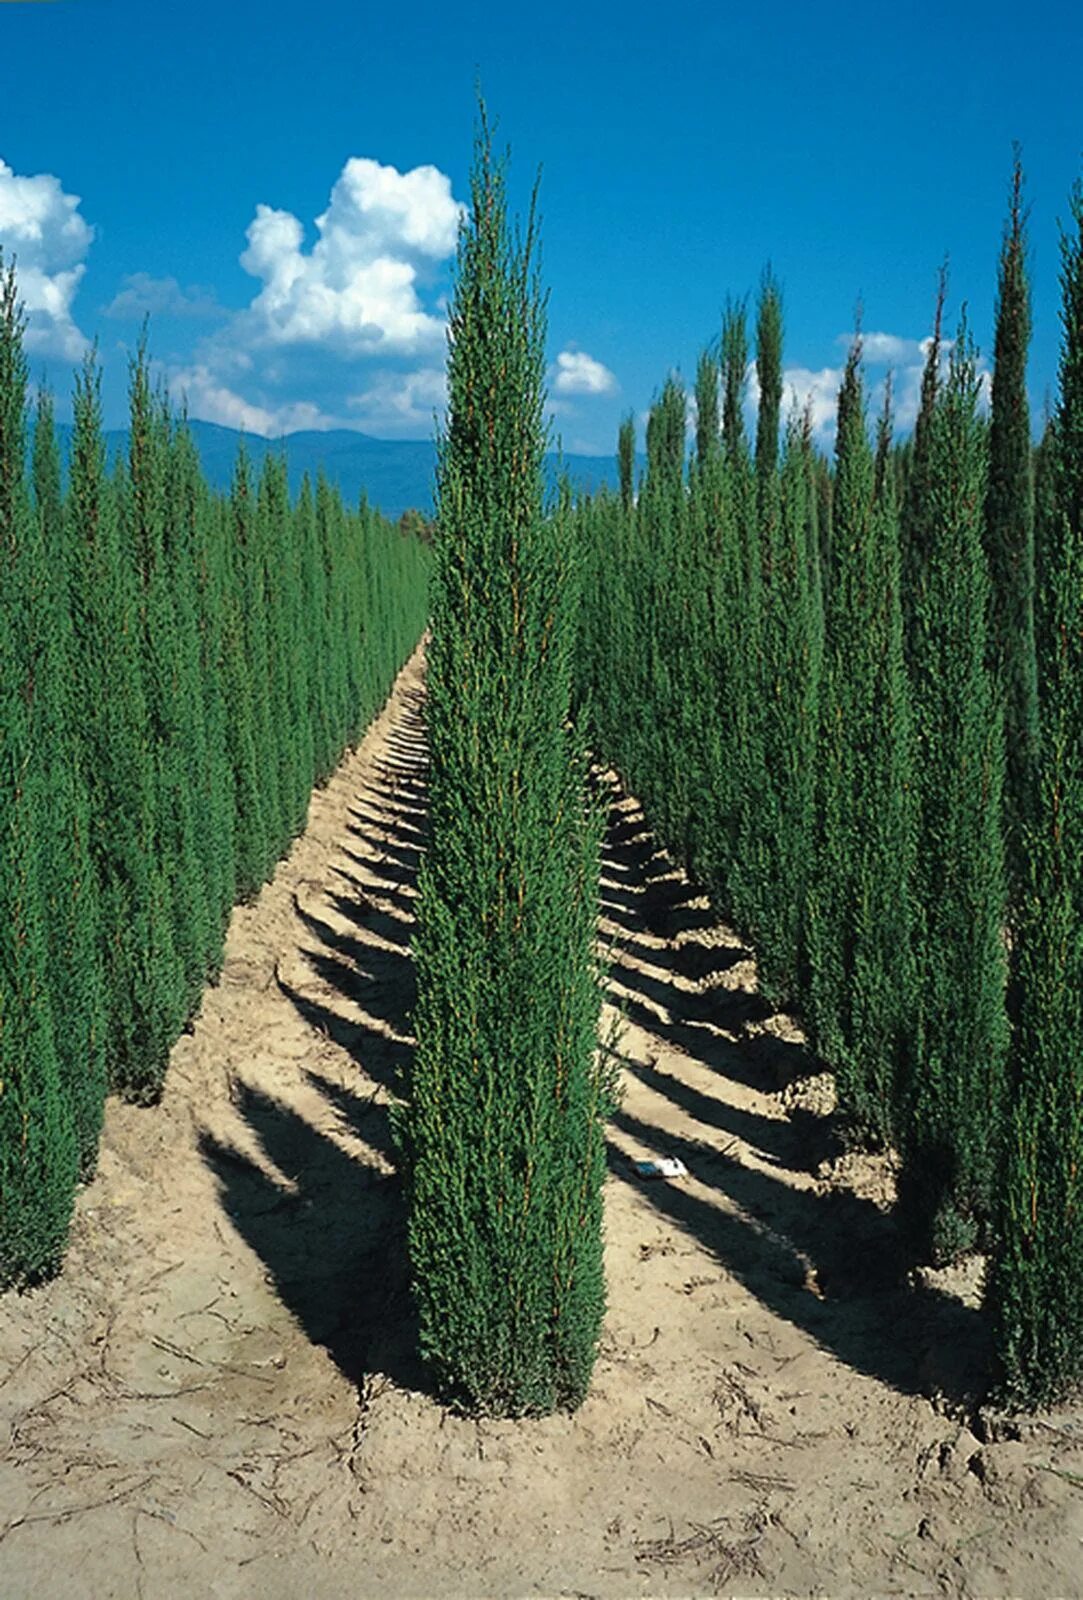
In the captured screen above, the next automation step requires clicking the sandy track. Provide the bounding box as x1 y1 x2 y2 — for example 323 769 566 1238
2 647 1082 1599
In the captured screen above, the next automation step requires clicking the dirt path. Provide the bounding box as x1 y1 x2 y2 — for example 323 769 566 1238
2 648 1082 1599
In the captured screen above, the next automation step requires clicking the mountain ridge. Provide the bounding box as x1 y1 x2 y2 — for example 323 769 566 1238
52 418 629 521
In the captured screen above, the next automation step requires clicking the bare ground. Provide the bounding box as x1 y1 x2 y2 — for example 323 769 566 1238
2 646 1082 1599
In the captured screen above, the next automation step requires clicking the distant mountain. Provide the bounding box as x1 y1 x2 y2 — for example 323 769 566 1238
52 419 629 521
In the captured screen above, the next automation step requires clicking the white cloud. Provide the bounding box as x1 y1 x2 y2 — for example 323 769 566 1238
167 155 465 440
837 330 925 366
551 348 617 396
0 157 92 358
169 364 335 436
237 157 463 357
105 272 221 321
780 365 845 440
346 366 447 436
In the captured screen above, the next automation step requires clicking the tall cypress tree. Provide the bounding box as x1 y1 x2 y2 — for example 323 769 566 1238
754 269 783 495
985 151 1039 904
32 388 108 1176
753 405 822 1005
988 181 1083 1406
403 109 611 1415
898 321 1009 1262
69 349 177 1103
0 260 79 1285
225 446 275 896
618 412 636 515
806 341 914 1146
172 416 236 948
125 346 202 1027
901 268 947 655
694 351 719 473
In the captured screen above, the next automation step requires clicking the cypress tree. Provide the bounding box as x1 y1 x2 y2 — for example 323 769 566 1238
173 417 236 947
753 404 822 1005
0 260 79 1284
716 299 758 919
69 348 177 1103
225 446 275 895
618 412 636 515
124 346 203 1026
898 320 1009 1262
901 268 947 654
985 150 1039 904
32 387 108 1176
988 181 1083 1406
694 351 720 473
403 109 611 1415
315 470 352 755
754 269 783 494
806 340 914 1146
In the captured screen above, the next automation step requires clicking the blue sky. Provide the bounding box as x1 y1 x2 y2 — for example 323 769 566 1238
1 0 1079 455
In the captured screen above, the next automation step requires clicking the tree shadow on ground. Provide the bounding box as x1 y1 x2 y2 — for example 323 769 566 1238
200 1080 425 1394
201 689 430 1395
601 785 991 1411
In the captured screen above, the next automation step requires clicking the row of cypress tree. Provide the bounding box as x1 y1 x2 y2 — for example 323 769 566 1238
0 265 430 1289
572 162 1083 1409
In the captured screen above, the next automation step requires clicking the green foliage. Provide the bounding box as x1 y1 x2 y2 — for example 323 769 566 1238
988 182 1083 1407
618 412 636 514
1 254 428 1285
985 152 1039 906
32 388 108 1176
0 260 79 1286
750 407 823 1005
898 322 1008 1263
403 109 610 1416
70 351 177 1104
806 345 914 1146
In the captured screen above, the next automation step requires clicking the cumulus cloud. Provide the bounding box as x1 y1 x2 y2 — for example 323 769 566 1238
105 272 222 321
236 157 463 357
551 348 617 396
0 156 92 358
346 366 447 437
837 330 925 366
169 363 336 436
164 155 465 438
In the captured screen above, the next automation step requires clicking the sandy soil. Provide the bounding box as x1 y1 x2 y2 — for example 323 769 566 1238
2 645 1082 1600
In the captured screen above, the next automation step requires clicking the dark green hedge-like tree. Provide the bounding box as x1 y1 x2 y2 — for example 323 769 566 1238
985 151 1039 905
33 388 108 1176
988 182 1083 1407
806 341 914 1146
618 411 636 515
403 109 611 1415
0 261 79 1285
898 321 1008 1263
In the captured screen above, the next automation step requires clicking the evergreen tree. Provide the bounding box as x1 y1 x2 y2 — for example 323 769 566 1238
225 447 275 896
172 417 236 947
754 270 783 494
752 404 823 1004
901 268 947 655
898 321 1009 1262
988 182 1083 1406
125 345 203 1026
32 387 108 1176
694 351 720 473
985 151 1039 904
806 341 914 1146
618 412 636 515
69 349 177 1103
403 109 611 1415
0 260 79 1284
